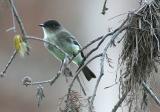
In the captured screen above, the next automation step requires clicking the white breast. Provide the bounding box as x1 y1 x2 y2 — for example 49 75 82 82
42 28 56 48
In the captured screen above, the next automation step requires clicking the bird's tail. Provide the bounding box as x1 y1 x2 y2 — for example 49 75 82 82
82 66 96 81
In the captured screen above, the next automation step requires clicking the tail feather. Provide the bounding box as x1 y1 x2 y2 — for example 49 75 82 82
82 66 96 81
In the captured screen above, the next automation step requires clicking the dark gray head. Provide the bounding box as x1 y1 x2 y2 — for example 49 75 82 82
39 20 61 30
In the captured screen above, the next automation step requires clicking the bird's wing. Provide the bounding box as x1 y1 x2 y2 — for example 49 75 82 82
56 31 84 58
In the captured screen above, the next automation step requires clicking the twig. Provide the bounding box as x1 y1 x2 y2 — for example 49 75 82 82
8 0 27 41
104 82 118 89
87 97 94 112
142 81 160 106
0 50 17 77
23 57 73 86
28 55 67 86
22 72 61 86
84 17 128 62
50 72 62 85
90 53 105 106
6 6 16 32
28 80 51 86
101 0 108 15
112 90 129 112
80 36 103 52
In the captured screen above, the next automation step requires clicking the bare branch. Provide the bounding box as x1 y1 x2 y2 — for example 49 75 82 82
90 25 127 105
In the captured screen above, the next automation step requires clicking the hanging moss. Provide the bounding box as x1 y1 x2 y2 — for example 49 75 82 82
119 0 160 111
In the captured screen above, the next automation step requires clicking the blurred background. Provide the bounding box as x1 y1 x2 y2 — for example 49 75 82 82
0 0 149 112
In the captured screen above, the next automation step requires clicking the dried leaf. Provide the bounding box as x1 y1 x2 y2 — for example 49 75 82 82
36 85 45 107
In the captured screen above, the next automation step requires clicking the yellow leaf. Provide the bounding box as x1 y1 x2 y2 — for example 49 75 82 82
14 34 23 51
13 34 28 57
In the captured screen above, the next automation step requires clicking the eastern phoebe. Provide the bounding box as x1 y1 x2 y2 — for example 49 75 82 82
39 20 96 81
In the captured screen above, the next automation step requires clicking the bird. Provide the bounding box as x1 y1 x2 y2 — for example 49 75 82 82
39 20 96 81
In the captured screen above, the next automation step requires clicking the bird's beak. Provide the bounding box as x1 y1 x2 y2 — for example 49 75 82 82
38 24 44 27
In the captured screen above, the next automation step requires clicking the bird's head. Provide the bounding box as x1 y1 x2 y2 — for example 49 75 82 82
39 20 61 31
